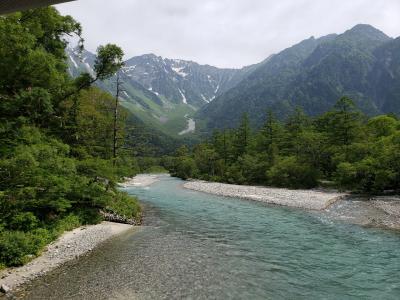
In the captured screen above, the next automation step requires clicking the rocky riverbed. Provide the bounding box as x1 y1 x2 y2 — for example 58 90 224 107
119 174 161 188
325 196 400 230
184 180 400 230
0 222 135 295
184 180 346 210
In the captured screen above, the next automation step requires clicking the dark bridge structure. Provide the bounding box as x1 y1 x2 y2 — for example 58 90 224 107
0 0 75 14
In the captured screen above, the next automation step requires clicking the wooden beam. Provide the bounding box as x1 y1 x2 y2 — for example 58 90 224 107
0 0 76 14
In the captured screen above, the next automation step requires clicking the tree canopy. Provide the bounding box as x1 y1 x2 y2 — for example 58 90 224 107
0 7 141 268
168 97 400 194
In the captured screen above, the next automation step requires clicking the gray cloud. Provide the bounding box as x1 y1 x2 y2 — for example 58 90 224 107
56 0 400 68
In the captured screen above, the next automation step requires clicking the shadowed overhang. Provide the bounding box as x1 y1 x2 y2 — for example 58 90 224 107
0 0 75 14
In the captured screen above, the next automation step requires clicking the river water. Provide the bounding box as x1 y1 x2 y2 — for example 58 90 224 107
15 176 400 299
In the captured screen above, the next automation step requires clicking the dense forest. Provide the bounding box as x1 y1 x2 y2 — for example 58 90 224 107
168 97 400 194
0 8 142 268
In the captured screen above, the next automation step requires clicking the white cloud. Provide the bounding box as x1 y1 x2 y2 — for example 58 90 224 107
56 0 400 68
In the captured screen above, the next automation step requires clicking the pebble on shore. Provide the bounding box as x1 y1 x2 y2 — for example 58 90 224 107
0 284 10 294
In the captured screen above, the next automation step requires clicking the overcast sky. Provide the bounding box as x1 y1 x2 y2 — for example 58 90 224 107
56 0 400 68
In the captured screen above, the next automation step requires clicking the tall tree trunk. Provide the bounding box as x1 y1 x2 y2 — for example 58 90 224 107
113 72 121 166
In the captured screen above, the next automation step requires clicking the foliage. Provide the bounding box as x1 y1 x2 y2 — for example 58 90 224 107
0 230 51 266
0 8 141 268
105 192 141 220
199 24 398 130
267 156 319 189
143 166 168 174
168 97 400 194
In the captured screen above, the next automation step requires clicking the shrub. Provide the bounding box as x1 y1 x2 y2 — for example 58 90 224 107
50 214 81 237
225 163 246 184
335 162 357 189
74 208 104 225
267 156 319 189
9 212 39 232
335 159 396 193
173 157 197 180
0 229 51 267
106 192 141 220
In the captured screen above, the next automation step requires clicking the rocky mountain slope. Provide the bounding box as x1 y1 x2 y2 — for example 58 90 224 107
66 48 253 136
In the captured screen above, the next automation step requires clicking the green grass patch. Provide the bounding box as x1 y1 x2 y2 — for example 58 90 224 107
105 192 142 220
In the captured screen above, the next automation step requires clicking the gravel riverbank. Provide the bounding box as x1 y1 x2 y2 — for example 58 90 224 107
184 180 400 230
0 174 159 295
119 174 162 188
184 180 346 210
0 222 135 294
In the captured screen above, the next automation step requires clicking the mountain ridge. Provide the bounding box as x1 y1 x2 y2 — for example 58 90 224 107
197 24 399 129
67 48 255 136
67 24 400 134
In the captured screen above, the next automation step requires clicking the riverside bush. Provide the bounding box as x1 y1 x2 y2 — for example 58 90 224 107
0 229 51 267
9 212 39 232
0 214 81 267
267 157 319 189
106 192 141 220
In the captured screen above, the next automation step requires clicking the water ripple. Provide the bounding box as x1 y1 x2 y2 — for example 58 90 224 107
15 176 400 300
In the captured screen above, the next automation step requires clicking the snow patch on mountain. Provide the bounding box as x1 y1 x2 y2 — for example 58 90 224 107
172 66 188 78
214 84 220 94
123 65 136 72
178 89 188 104
148 86 160 96
201 94 209 103
122 91 130 99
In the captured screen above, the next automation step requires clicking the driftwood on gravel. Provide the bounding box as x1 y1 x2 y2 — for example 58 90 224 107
100 210 142 225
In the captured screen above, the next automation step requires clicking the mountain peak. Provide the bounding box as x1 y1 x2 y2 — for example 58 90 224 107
140 53 160 60
350 24 378 31
345 24 390 41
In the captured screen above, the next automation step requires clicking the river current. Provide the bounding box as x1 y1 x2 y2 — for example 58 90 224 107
16 175 400 299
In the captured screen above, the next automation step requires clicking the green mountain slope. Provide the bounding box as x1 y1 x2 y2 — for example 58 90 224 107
198 24 398 129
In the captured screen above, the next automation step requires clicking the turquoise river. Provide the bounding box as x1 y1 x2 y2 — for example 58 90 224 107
15 176 400 299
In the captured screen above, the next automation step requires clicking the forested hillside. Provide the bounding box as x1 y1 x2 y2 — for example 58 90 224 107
199 25 400 129
0 8 141 268
169 97 400 194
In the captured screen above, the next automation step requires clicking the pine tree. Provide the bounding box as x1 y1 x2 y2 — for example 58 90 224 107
234 113 251 157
